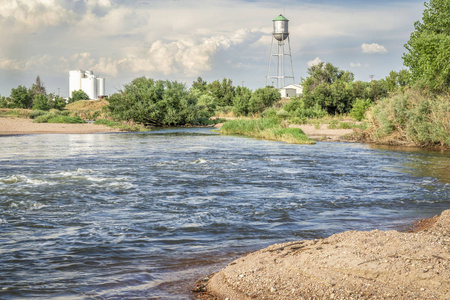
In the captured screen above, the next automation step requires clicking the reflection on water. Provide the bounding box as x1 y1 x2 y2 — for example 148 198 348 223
0 128 449 299
370 144 450 184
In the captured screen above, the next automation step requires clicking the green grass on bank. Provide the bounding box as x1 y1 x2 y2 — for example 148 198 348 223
94 118 148 132
33 112 85 124
219 118 315 145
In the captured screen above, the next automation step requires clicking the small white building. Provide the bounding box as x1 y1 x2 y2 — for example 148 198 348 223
280 84 303 98
69 70 106 100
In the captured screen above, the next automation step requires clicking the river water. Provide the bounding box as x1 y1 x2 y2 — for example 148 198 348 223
0 128 449 299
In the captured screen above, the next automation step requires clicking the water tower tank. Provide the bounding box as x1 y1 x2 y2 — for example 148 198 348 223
273 14 289 41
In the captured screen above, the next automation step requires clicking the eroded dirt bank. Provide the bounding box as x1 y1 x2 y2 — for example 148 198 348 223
195 210 450 299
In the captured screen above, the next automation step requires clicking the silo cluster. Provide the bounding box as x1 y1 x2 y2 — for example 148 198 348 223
69 70 106 100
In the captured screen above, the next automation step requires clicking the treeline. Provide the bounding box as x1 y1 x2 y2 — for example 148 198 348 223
106 77 281 126
0 76 91 111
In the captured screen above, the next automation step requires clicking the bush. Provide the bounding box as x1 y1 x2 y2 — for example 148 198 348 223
365 89 449 147
32 94 50 111
94 118 117 127
29 110 49 119
47 116 84 124
107 78 200 126
350 99 373 121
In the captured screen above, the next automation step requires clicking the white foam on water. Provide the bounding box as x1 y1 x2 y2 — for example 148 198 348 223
192 158 209 164
0 175 26 184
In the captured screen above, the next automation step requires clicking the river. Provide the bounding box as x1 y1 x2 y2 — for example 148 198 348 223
0 128 448 299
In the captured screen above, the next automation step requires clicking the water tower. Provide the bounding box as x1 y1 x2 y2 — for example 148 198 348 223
266 14 295 88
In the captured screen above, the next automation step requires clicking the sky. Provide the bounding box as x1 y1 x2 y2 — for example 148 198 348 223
0 0 426 98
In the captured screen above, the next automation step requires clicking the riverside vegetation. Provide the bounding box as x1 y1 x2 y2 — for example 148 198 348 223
0 0 448 147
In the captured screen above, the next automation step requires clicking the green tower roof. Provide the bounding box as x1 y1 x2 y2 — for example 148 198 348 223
273 14 288 21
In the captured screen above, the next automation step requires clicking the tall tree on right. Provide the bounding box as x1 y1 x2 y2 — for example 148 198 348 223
402 0 450 92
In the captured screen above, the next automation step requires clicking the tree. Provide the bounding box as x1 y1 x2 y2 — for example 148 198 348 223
247 87 281 115
107 77 201 126
32 94 50 111
192 77 208 93
69 90 90 103
232 87 253 116
10 85 33 108
301 62 355 114
207 78 235 107
403 0 450 92
49 94 66 110
30 75 46 98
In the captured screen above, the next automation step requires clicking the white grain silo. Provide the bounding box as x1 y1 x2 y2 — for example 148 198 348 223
81 75 97 100
69 70 84 97
96 77 105 98
266 14 295 88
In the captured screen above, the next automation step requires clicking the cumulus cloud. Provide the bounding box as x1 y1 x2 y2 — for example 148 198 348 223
361 43 388 54
0 55 51 71
120 28 261 77
307 57 322 67
0 0 71 32
0 0 425 96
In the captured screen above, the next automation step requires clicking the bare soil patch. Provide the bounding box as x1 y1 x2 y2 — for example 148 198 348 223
0 117 121 135
194 210 450 299
289 124 354 142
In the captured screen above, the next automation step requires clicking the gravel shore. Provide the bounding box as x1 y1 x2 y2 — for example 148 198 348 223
194 210 450 299
0 117 121 135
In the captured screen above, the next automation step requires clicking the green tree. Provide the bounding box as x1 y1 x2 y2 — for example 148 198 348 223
232 86 253 116
247 87 281 115
192 77 208 93
403 0 450 92
301 62 355 114
207 78 235 107
197 94 217 119
107 77 200 126
49 94 66 110
10 85 33 109
69 90 90 103
32 94 50 111
0 95 7 108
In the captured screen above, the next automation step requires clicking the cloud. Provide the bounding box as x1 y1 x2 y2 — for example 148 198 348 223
361 43 388 54
307 57 322 67
0 0 71 32
119 28 261 77
0 55 51 71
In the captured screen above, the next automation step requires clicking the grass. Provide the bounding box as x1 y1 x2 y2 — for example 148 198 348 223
0 109 31 118
94 118 149 132
33 113 85 124
65 99 109 120
220 118 315 144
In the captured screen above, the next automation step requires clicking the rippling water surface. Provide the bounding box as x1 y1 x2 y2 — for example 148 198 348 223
0 128 449 299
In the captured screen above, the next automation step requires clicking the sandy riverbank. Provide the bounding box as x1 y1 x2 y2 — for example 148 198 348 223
213 122 354 142
0 117 122 135
194 210 450 299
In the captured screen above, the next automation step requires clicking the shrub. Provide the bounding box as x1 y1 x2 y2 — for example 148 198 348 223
29 110 49 119
365 89 449 147
94 118 117 127
350 98 373 121
47 116 84 124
